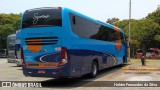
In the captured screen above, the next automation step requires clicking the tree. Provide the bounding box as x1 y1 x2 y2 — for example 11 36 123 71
154 35 160 42
147 7 160 25
106 17 119 24
112 16 160 57
0 14 21 49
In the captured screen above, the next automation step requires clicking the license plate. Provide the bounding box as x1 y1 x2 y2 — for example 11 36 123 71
38 70 45 74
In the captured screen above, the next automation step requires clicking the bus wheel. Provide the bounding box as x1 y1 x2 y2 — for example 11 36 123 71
89 61 98 78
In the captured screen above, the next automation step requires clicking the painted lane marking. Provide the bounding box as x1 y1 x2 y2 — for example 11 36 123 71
127 76 152 81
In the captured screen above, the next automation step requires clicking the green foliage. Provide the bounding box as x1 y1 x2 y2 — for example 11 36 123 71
107 17 119 24
115 18 160 48
154 35 160 42
147 7 160 25
0 14 21 49
111 7 160 57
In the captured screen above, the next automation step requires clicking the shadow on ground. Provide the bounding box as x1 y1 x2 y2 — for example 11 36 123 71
39 65 123 88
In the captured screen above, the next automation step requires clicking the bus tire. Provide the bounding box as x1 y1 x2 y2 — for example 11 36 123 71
89 61 98 78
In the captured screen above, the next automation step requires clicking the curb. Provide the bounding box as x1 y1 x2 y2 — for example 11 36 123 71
121 68 160 71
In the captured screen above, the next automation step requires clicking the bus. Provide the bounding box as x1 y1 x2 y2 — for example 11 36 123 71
20 7 128 78
15 30 22 66
0 49 7 58
7 34 16 63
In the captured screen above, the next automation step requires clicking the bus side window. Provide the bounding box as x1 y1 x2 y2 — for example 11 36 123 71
72 16 76 25
108 30 114 42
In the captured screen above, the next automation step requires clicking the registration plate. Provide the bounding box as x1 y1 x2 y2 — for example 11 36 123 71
38 70 45 74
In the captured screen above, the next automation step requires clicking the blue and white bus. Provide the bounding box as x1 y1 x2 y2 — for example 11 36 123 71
20 7 128 78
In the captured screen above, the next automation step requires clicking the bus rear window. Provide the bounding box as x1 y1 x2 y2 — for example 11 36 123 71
22 8 62 29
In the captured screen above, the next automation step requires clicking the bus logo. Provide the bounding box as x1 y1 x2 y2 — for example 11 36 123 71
2 82 11 87
33 13 50 25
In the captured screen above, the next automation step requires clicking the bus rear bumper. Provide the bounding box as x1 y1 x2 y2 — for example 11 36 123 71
22 66 69 78
8 58 16 63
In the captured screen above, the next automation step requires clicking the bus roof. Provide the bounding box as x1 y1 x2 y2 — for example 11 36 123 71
7 34 15 37
26 7 61 12
22 7 124 34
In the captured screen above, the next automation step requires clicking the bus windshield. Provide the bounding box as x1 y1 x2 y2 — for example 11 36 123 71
22 8 62 29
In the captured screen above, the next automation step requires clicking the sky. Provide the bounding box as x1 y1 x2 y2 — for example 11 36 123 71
0 0 160 22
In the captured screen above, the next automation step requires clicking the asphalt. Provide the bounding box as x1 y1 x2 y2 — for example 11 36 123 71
121 59 160 71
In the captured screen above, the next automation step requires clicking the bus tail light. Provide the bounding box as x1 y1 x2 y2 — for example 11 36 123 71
21 48 26 66
58 47 68 67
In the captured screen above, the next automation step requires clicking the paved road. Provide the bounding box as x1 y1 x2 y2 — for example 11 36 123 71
0 58 160 90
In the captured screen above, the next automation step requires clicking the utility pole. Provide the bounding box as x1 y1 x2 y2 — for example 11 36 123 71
128 0 131 61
